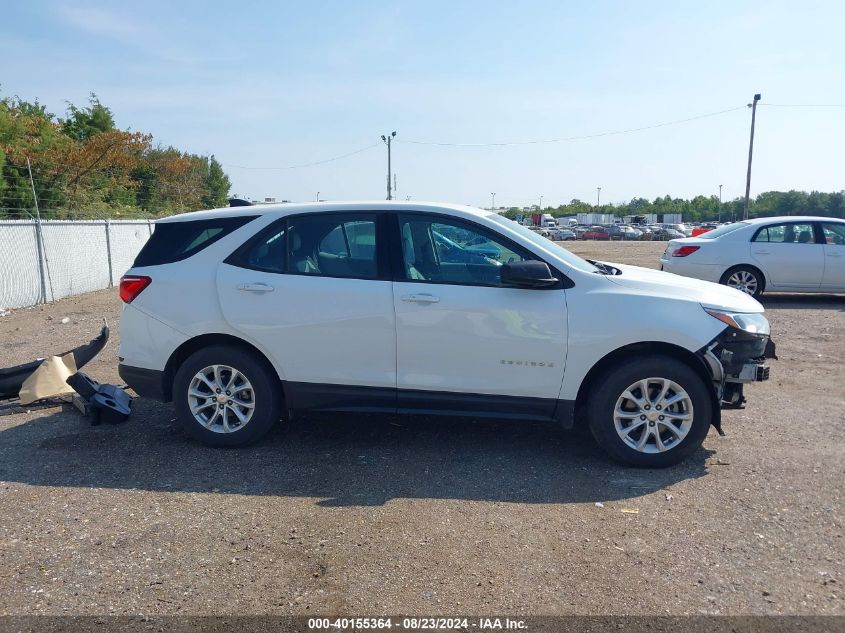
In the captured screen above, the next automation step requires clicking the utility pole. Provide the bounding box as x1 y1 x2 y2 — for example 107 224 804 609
539 195 543 210
718 184 723 222
597 186 601 207
743 94 761 220
381 131 396 200
491 192 496 211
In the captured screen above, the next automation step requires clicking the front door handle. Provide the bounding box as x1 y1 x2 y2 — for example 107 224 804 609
401 293 440 304
753 249 770 255
828 252 842 257
238 282 275 293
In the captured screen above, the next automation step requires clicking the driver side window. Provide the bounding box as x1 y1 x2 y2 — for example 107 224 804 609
398 215 530 286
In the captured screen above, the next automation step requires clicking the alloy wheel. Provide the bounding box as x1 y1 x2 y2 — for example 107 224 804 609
726 270 758 295
613 377 694 453
187 364 255 433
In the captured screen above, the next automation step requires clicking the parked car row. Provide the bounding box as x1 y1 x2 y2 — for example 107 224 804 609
542 223 687 242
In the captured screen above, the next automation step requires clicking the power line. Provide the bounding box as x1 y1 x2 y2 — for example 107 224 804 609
398 105 748 147
760 103 845 108
223 143 380 170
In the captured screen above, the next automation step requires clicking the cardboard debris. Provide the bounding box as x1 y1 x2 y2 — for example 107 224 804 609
18 353 78 405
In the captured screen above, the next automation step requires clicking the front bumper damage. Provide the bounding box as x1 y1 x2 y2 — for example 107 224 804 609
699 326 776 434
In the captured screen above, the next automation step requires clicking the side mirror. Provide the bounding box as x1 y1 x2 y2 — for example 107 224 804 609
501 261 559 288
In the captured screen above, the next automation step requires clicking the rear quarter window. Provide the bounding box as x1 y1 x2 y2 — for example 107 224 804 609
133 216 257 267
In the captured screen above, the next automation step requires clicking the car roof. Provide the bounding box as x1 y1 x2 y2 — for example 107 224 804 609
743 215 845 225
155 200 492 224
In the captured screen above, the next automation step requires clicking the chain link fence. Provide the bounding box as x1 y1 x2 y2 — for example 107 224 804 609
0 218 153 310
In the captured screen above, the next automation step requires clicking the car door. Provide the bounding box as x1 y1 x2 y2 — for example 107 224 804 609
750 222 824 289
391 212 568 419
820 222 845 290
216 211 396 409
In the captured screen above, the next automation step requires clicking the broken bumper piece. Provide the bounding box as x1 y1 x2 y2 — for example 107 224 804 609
66 371 132 425
0 324 109 400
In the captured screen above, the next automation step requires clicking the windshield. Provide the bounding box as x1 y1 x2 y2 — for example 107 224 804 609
486 214 599 273
698 222 749 239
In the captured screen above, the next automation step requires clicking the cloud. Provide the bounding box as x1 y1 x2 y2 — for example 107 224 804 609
50 3 240 66
54 4 152 42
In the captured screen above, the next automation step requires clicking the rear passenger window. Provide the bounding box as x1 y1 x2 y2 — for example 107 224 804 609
133 216 257 267
240 225 287 273
754 223 815 244
288 214 378 279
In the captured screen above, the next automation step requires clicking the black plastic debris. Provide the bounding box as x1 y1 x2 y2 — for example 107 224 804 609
0 324 109 401
66 371 133 425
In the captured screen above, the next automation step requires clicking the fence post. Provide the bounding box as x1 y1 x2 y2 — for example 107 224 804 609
26 157 49 304
104 219 114 287
32 219 48 304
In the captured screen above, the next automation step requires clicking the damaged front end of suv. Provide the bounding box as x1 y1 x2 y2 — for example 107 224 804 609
698 307 776 432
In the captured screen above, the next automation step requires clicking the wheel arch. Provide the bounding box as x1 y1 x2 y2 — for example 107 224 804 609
163 333 282 402
573 341 720 431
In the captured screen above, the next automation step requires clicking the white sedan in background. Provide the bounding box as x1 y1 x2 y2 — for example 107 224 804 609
660 216 845 297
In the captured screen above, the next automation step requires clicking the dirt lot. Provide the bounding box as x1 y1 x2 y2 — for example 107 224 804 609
0 240 842 616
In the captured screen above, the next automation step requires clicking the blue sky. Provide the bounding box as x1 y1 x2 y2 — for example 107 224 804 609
3 1 844 208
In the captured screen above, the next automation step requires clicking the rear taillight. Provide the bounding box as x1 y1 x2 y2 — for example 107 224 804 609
672 245 700 257
119 275 151 303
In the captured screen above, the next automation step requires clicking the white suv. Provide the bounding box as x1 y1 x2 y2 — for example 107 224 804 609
118 202 774 467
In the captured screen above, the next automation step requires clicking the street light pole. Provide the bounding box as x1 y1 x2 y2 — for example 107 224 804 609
491 192 496 211
381 131 396 200
316 191 320 202
718 184 722 222
539 195 543 210
743 94 761 220
597 187 601 207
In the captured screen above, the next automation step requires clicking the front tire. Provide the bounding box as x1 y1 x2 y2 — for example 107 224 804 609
587 356 712 467
720 265 764 298
173 345 280 447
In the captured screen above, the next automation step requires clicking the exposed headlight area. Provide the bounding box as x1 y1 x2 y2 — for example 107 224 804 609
701 306 775 407
703 308 771 335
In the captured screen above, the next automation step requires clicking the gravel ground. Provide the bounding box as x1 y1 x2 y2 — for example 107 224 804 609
0 240 842 616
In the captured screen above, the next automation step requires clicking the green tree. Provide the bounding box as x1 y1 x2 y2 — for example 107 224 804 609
61 93 115 141
202 155 230 208
828 192 845 218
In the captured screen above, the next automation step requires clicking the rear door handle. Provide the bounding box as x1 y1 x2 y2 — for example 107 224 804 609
401 293 440 304
828 252 842 257
238 282 275 293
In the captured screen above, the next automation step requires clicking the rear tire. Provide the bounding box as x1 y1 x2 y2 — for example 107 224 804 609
587 356 712 467
173 345 280 447
720 265 764 298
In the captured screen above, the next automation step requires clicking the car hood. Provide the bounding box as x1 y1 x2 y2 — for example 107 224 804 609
601 262 765 313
